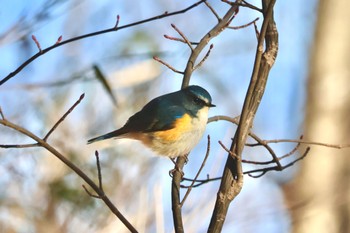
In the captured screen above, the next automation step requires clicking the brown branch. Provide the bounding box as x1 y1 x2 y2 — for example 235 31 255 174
194 44 214 70
95 151 104 192
163 34 199 45
180 135 211 206
248 138 350 149
208 0 278 231
31 35 42 53
0 114 137 233
115 15 120 28
43 93 85 141
171 2 242 232
228 17 259 30
82 184 101 199
0 143 39 148
205 1 221 21
208 115 282 168
253 20 260 40
0 0 207 86
246 147 310 178
153 56 184 74
0 106 5 120
171 24 194 51
181 176 221 188
171 155 186 233
182 146 309 187
222 0 263 12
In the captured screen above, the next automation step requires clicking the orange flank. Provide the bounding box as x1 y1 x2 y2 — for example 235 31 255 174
153 114 192 142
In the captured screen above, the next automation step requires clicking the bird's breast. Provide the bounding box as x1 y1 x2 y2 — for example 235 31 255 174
146 107 209 157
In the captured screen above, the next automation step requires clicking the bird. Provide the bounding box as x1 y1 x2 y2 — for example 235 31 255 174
87 85 215 158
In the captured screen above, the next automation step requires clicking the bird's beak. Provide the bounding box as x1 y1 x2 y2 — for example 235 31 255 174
209 103 216 107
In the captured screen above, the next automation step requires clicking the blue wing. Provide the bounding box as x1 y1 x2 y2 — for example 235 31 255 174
121 96 185 133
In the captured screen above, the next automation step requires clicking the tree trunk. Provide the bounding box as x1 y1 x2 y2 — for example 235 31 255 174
283 0 350 233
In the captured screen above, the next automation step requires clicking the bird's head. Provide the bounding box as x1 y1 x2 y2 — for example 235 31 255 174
181 85 215 116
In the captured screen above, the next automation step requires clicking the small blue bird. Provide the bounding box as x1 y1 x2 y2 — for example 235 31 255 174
87 85 215 158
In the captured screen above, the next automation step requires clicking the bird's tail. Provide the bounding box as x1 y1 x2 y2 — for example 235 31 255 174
87 129 126 144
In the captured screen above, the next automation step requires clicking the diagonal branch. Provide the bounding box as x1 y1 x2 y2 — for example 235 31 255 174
43 93 85 141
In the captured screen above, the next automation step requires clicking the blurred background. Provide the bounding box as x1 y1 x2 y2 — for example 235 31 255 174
0 0 349 232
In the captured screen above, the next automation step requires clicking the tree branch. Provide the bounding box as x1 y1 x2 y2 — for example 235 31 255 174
208 0 278 231
0 102 138 233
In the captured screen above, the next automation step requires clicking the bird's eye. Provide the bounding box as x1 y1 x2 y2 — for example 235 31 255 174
193 97 204 105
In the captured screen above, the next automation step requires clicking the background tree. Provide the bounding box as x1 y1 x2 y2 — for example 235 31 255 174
283 0 350 232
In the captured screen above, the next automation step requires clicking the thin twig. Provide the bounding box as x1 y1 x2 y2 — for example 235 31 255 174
153 56 184 74
208 115 282 168
0 106 5 120
247 147 310 178
31 35 42 53
218 141 240 160
194 44 214 70
253 20 260 40
181 176 221 188
43 93 85 141
82 184 101 199
115 15 120 28
163 34 199 45
0 143 39 148
171 24 194 51
182 147 310 187
95 151 104 193
205 1 221 21
228 17 259 30
180 135 211 206
222 0 262 12
246 137 350 149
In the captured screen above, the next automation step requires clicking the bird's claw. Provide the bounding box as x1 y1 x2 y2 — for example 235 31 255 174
169 166 184 179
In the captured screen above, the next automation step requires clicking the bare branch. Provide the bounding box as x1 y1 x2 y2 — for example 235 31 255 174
249 138 350 149
222 0 263 13
82 185 101 199
228 17 259 30
0 118 138 233
0 106 4 120
208 0 278 231
43 93 85 141
253 20 260 39
180 135 211 206
163 34 199 45
31 35 42 53
153 56 184 74
0 143 39 148
205 1 221 21
115 15 120 28
194 44 214 70
171 24 194 51
95 151 104 193
246 147 310 178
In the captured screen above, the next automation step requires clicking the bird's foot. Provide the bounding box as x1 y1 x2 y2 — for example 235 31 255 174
169 165 184 179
